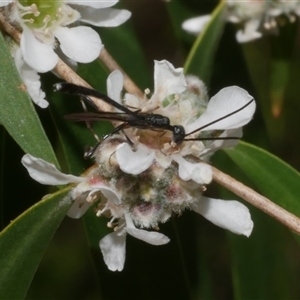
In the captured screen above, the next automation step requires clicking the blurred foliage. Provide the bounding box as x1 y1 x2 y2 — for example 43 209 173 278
1 0 300 299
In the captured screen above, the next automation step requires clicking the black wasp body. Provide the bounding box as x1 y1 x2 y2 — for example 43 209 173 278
54 82 186 144
54 82 254 148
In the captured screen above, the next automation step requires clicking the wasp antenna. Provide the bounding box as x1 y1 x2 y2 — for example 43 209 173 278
185 98 254 138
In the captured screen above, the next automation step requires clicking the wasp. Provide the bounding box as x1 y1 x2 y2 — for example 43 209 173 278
54 82 254 157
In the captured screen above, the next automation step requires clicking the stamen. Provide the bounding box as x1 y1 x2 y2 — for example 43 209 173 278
17 2 40 18
31 4 40 17
86 191 100 203
107 217 118 228
200 186 207 192
96 202 110 217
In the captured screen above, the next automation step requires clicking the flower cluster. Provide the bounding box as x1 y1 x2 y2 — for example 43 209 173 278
22 60 256 271
182 0 300 43
1 0 131 107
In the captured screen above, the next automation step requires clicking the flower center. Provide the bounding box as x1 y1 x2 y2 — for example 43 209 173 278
18 0 63 29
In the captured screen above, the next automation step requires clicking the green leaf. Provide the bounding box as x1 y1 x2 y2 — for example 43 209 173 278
224 141 300 226
229 215 296 299
240 24 298 149
0 188 72 299
213 150 299 299
165 1 198 44
184 1 226 83
0 32 58 167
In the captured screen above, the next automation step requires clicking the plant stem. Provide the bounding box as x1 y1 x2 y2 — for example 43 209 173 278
99 48 144 98
212 165 300 235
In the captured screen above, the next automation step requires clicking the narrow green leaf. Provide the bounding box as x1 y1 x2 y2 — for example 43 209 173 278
214 151 298 299
240 24 297 149
229 217 296 299
184 1 226 83
0 33 58 166
0 188 72 299
165 1 198 43
269 58 290 118
224 141 300 223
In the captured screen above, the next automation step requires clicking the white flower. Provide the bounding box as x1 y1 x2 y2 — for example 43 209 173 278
1 0 131 107
104 60 255 186
182 0 300 43
21 153 170 271
13 47 48 108
22 144 254 270
21 61 255 271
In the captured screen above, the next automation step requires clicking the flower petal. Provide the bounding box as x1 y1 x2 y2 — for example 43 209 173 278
67 0 118 9
78 7 131 27
116 143 155 175
127 227 170 245
172 154 212 184
67 198 92 219
200 128 243 158
236 19 263 43
185 86 255 134
99 186 122 206
99 232 126 271
54 26 102 63
153 60 187 100
0 0 13 7
13 48 48 108
21 154 83 185
193 196 253 237
107 70 123 105
124 213 170 245
182 15 211 35
21 27 58 73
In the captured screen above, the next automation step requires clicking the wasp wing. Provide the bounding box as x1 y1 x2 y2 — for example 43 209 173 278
64 112 136 123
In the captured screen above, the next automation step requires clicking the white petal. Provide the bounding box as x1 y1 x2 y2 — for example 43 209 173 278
54 26 102 63
78 7 131 27
182 15 211 35
172 154 212 184
13 48 48 108
99 232 126 271
153 60 187 100
236 19 263 43
0 0 13 7
99 186 122 206
107 70 123 105
67 199 92 218
21 27 58 73
126 228 170 245
186 86 255 134
67 0 118 9
200 128 243 157
193 196 253 237
124 213 170 245
21 154 83 185
115 143 155 175
155 150 172 169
